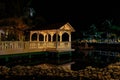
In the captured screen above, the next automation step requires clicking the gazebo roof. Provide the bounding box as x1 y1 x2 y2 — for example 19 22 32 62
31 22 75 32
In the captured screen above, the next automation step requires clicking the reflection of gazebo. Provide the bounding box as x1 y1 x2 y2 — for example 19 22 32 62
29 22 75 51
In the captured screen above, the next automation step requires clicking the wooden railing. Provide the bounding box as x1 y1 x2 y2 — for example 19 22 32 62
0 41 71 51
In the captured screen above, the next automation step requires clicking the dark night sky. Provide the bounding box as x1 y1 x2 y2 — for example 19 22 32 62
32 1 120 30
0 0 120 39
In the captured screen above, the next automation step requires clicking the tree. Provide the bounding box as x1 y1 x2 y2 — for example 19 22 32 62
102 19 113 32
101 19 120 40
0 0 47 41
0 17 29 41
87 24 98 39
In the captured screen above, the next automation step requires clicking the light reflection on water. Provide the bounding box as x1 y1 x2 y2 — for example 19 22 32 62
71 50 120 70
0 50 120 71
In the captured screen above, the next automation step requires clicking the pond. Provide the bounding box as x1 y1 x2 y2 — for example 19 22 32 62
0 49 120 80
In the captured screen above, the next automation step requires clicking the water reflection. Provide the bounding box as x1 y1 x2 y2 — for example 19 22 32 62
72 50 120 71
0 50 120 71
1 53 73 67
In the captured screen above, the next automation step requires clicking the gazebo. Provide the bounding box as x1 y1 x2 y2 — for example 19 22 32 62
29 22 75 51
0 22 75 55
